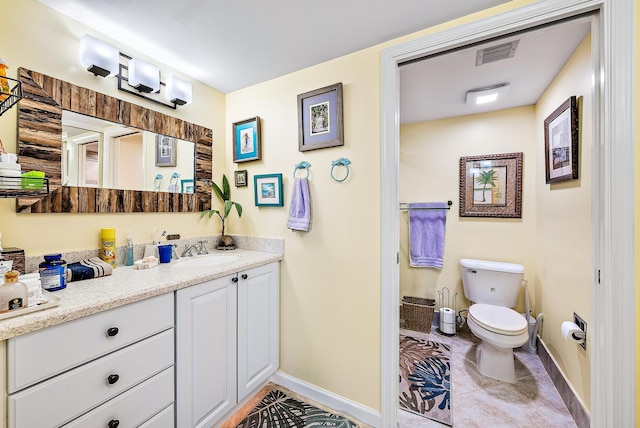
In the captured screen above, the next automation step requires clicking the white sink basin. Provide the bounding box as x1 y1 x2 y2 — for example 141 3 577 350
173 255 240 268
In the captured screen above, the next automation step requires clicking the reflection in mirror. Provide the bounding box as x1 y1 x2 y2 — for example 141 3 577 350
62 111 196 193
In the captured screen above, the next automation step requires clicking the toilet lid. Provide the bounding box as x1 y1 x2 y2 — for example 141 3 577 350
468 303 528 336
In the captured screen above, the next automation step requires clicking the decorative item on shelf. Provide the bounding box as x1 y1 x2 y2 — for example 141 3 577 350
330 157 351 183
298 82 344 152
254 173 284 207
201 174 243 250
233 117 261 163
79 34 192 109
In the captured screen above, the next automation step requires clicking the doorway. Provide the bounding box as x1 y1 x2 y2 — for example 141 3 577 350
380 1 635 427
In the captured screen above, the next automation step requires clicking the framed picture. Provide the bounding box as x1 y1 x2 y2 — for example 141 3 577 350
254 173 283 207
234 170 248 187
181 179 194 194
544 96 579 183
459 152 523 218
297 82 344 152
155 134 176 167
233 116 261 163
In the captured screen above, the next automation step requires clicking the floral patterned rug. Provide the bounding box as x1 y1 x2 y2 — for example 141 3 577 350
399 335 452 426
235 388 358 427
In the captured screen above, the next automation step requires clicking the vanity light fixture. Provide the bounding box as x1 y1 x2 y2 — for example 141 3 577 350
79 35 119 77
166 75 193 106
128 58 160 93
466 83 511 106
80 34 192 109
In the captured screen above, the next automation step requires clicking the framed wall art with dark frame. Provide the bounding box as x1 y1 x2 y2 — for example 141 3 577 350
544 95 579 183
233 116 261 163
297 82 344 152
254 173 283 207
459 152 523 218
155 134 177 167
234 170 248 187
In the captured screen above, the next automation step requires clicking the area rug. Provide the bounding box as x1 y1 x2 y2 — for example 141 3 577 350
235 388 358 428
399 334 452 426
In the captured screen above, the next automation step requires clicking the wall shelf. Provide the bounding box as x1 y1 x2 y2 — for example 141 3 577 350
0 175 49 198
0 76 22 117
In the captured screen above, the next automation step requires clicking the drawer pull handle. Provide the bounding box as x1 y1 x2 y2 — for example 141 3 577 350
107 327 119 337
231 277 238 283
241 274 248 280
108 420 120 428
107 374 120 385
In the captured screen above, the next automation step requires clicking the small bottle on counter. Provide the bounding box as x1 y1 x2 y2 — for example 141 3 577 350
39 254 67 292
125 232 134 266
100 228 116 268
0 270 28 313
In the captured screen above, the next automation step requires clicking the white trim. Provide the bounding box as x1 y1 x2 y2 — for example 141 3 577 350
270 371 381 427
380 1 634 427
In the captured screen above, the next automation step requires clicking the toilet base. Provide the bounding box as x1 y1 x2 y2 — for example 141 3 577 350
475 341 517 383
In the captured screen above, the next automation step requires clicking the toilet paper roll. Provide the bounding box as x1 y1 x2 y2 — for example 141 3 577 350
561 321 585 342
440 307 455 323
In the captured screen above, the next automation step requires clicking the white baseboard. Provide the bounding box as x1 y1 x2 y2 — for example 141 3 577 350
270 371 381 427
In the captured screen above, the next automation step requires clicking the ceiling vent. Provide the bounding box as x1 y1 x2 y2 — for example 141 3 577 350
476 40 519 66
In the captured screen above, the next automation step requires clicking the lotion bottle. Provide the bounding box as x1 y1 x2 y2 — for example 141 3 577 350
0 270 28 313
125 232 134 266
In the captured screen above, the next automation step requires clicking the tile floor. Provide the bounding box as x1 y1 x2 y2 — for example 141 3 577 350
398 324 577 427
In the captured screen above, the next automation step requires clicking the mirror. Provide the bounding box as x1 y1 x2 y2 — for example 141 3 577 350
62 111 196 193
17 68 212 213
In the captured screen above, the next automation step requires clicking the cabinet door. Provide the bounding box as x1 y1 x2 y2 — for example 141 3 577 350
237 262 280 401
176 277 237 428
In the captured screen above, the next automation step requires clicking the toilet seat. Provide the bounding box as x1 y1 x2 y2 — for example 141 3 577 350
468 303 527 336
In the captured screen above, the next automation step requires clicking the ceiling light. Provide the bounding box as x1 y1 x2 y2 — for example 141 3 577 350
166 75 193 106
79 35 119 77
128 58 160 93
466 83 511 106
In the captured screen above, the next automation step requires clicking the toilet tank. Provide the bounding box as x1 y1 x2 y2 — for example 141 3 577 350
459 258 525 307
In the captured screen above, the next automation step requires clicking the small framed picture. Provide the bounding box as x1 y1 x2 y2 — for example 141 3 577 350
544 96 579 183
233 117 261 163
254 173 283 207
297 82 344 152
156 134 176 167
459 152 523 218
234 170 248 187
181 179 194 194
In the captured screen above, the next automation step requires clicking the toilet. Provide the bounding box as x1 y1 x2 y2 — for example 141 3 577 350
460 258 528 383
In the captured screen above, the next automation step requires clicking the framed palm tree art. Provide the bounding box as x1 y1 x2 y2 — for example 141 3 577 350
459 152 523 218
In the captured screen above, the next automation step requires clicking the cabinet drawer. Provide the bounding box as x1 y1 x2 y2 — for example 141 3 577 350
8 329 174 428
8 293 174 392
63 366 174 428
139 404 174 428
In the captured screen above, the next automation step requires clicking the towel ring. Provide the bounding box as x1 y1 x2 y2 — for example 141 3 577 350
331 158 351 183
294 161 311 179
169 172 180 186
154 174 163 191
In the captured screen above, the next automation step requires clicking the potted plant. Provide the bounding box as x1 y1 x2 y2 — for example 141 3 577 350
201 174 243 250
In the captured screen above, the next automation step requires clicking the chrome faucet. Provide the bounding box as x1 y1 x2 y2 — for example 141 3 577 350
196 240 209 255
181 244 197 257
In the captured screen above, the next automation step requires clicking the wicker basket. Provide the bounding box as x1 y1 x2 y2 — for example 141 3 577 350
401 296 436 333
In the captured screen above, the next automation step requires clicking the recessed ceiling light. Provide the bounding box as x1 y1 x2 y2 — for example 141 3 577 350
466 83 511 106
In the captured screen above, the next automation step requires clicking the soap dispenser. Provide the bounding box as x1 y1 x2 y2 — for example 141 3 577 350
125 232 134 266
0 270 28 313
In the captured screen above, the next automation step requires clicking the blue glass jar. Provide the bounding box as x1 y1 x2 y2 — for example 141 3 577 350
39 254 67 291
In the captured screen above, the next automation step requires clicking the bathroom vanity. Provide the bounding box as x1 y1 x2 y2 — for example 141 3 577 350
0 248 282 428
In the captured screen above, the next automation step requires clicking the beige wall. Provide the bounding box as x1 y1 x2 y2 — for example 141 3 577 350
399 107 537 313
0 0 226 255
635 4 640 425
535 35 592 408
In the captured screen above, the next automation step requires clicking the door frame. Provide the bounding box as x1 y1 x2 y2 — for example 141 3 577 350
380 1 635 427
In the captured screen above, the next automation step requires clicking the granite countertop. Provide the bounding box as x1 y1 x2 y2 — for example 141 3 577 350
0 249 283 341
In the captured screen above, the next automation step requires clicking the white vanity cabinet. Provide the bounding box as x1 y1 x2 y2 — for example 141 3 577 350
6 293 175 428
176 262 280 428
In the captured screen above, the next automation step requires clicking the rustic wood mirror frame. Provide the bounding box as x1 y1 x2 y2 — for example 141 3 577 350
16 68 212 213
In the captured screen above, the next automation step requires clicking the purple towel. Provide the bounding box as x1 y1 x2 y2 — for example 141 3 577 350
287 178 311 231
409 202 447 268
